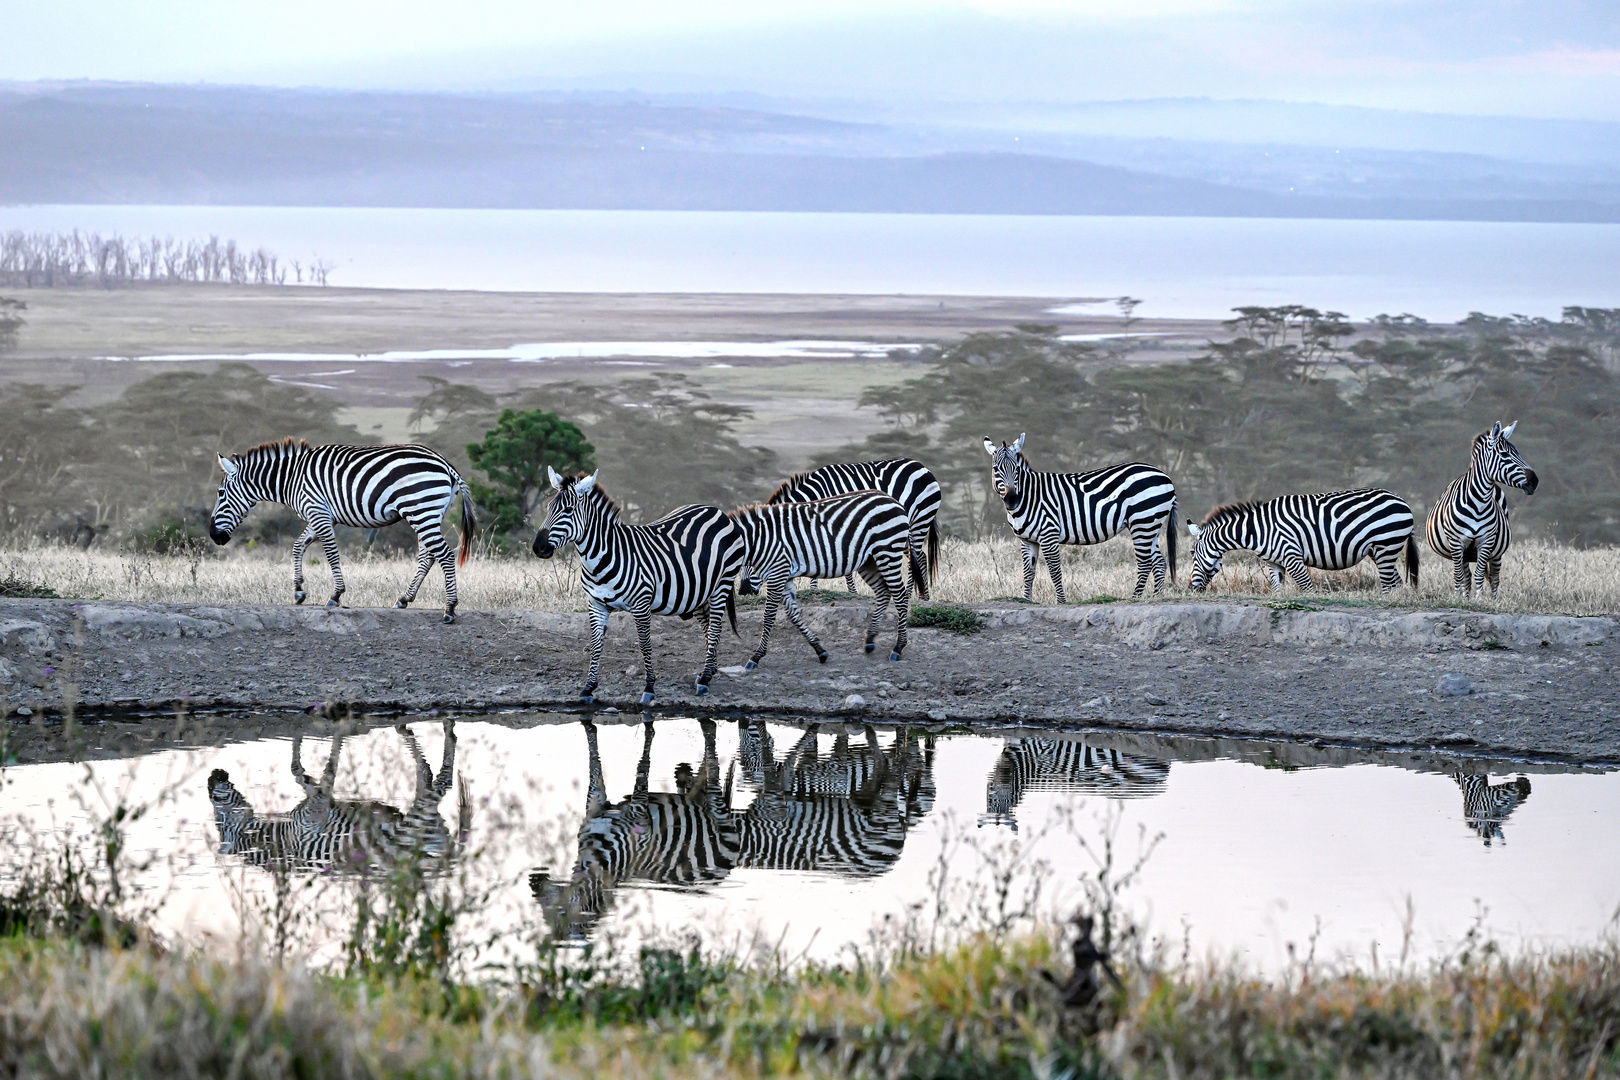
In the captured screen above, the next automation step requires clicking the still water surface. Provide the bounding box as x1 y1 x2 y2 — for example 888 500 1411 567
3 716 1617 969
4 205 1618 321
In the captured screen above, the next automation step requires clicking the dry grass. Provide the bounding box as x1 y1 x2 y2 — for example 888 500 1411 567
2 535 1614 616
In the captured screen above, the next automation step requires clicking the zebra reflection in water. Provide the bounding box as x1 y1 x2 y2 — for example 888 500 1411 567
207 721 469 876
1454 771 1532 846
532 720 937 940
980 738 1170 831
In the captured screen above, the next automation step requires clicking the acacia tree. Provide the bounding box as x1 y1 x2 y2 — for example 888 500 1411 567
466 410 596 537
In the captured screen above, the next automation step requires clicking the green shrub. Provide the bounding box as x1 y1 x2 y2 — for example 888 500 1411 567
909 604 985 633
0 571 59 599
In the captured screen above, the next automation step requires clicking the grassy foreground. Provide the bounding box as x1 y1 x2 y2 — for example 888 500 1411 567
3 930 1618 1078
3 536 1617 616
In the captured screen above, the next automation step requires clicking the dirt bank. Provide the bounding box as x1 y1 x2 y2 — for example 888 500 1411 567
3 596 1617 763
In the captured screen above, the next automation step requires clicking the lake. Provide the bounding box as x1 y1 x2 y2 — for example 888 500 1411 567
3 205 1618 321
4 715 1616 972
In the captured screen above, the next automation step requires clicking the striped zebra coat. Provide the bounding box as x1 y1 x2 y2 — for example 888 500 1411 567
210 439 477 622
534 469 745 704
728 492 915 668
762 458 941 598
1425 421 1539 598
1453 772 1532 846
983 434 1178 601
980 738 1170 832
1186 488 1418 593
207 722 469 876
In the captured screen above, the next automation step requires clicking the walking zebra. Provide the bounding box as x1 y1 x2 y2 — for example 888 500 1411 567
207 721 470 875
209 439 477 622
759 458 942 598
1426 421 1539 598
1453 772 1532 846
533 468 744 703
728 492 914 668
983 434 1177 601
530 719 738 940
1186 488 1418 593
979 738 1170 832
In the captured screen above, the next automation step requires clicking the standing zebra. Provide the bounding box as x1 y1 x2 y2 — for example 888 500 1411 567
1426 421 1539 598
1186 488 1418 593
530 719 738 941
762 458 942 598
533 468 744 703
1453 772 1532 846
207 721 470 876
728 492 915 668
979 738 1169 832
983 434 1177 601
209 439 477 623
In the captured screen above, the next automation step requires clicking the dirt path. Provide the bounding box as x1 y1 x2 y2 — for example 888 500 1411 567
3 595 1617 764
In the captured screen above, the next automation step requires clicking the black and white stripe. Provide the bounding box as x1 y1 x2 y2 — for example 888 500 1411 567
764 459 942 598
728 491 914 668
1425 421 1539 598
207 723 467 875
980 738 1170 832
983 434 1178 601
1187 487 1418 593
531 719 739 941
210 439 477 622
1453 772 1532 846
533 469 745 703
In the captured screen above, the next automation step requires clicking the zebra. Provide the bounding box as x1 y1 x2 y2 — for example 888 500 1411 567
1426 421 1539 598
979 738 1170 832
728 492 915 669
207 721 470 876
1186 488 1418 593
1453 772 1532 846
983 434 1178 601
754 459 942 598
209 439 477 623
533 468 744 704
530 718 738 941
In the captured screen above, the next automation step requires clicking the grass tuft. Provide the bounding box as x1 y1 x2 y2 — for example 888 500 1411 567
0 570 61 599
908 604 986 633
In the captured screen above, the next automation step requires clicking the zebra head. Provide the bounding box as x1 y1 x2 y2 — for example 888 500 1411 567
982 433 1028 505
533 467 598 558
1477 421 1539 495
209 454 253 545
207 767 258 856
1184 521 1223 592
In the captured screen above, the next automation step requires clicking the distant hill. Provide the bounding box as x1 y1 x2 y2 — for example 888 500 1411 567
3 83 1618 222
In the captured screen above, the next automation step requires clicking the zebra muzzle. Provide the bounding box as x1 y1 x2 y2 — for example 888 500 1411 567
209 526 232 546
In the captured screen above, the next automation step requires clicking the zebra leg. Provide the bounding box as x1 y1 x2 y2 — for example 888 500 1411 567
1485 557 1502 598
397 542 434 610
312 524 346 607
1020 541 1038 602
1262 561 1285 593
782 584 828 664
1373 546 1402 591
436 544 459 623
291 526 316 604
885 552 910 660
633 608 657 705
1284 556 1316 592
1129 525 1156 598
580 598 609 702
910 525 933 601
1041 539 1066 604
1472 555 1489 598
695 586 730 695
857 559 885 653
747 577 785 669
845 574 858 595
1452 551 1471 597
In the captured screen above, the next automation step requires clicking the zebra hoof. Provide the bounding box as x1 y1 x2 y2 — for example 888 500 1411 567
817 652 828 664
889 652 903 662
744 660 757 671
395 599 409 609
864 643 876 654
442 613 456 624
640 691 655 705
695 682 710 697
326 599 340 609
294 592 305 605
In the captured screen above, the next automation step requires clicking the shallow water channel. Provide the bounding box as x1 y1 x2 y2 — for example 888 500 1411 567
3 715 1618 970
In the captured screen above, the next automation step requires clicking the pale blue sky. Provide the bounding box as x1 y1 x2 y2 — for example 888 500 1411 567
4 0 1618 119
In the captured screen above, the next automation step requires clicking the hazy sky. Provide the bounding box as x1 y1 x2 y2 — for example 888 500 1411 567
5 0 1619 120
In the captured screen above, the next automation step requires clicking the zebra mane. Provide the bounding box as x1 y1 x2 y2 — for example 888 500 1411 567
767 472 812 504
239 436 313 459
1201 500 1262 526
559 473 625 517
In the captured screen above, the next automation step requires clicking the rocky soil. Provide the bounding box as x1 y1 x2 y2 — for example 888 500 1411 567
3 594 1617 764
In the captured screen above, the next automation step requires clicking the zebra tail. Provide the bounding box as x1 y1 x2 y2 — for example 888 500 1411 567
1405 533 1420 588
926 520 940 586
726 585 739 637
1166 496 1178 585
455 771 473 845
910 538 927 599
457 481 477 567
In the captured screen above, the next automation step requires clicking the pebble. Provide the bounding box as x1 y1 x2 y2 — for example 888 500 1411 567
13 707 31 717
1437 673 1474 697
1143 693 1170 706
842 693 866 709
927 709 947 721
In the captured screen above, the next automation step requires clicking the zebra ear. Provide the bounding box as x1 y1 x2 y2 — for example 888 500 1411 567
1502 420 1518 439
547 465 563 490
1488 421 1503 444
217 454 238 478
1011 432 1027 454
576 471 598 495
1187 522 1202 538
982 437 998 457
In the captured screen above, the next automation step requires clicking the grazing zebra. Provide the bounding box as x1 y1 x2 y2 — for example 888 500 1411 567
209 439 477 623
1186 488 1418 593
983 434 1177 601
1453 772 1532 846
979 738 1170 832
728 492 915 668
530 719 739 940
1426 421 1539 598
533 468 744 704
759 459 942 598
207 721 470 875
